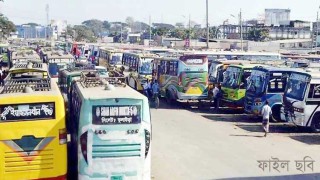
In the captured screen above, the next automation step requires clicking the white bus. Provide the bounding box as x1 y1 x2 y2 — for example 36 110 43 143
193 51 282 61
281 71 320 132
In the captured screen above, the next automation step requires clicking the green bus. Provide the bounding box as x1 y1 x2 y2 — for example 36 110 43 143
221 64 260 109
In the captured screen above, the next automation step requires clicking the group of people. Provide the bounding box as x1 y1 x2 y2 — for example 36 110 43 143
143 79 160 99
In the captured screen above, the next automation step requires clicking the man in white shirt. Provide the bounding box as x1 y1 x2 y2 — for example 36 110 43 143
212 85 221 111
261 101 272 137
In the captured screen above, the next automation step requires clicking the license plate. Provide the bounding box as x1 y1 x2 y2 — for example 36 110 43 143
111 176 123 180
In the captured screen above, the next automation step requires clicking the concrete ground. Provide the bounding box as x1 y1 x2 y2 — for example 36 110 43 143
151 101 320 180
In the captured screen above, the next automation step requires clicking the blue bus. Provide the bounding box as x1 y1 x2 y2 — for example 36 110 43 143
68 71 151 180
244 66 297 121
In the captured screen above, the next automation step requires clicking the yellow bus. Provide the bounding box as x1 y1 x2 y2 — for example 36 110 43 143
0 76 67 179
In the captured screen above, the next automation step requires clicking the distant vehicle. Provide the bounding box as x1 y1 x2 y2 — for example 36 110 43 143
221 64 260 109
244 66 298 121
193 51 282 61
154 54 209 102
95 66 109 78
99 47 124 69
68 72 151 179
0 75 67 179
47 51 75 78
123 52 158 91
281 71 320 132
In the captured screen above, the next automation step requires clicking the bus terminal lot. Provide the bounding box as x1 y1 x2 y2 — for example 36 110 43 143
151 101 320 180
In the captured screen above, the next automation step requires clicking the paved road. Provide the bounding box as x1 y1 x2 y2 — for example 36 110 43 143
151 101 320 180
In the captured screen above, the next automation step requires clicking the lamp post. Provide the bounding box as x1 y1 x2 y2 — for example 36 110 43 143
206 0 209 49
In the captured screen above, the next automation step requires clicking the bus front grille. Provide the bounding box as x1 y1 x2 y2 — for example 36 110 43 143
92 143 141 158
4 149 54 173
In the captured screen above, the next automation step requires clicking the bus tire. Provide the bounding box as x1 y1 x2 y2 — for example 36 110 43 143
311 113 320 133
166 90 172 104
271 105 282 122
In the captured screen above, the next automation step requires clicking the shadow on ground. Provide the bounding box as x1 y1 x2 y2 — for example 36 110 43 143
289 135 320 145
214 173 320 180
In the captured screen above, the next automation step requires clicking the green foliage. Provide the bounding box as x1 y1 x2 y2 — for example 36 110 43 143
82 19 105 36
248 28 269 41
0 15 16 38
73 25 96 42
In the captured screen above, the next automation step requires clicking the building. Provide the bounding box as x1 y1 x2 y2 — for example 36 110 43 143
16 25 50 39
265 9 291 26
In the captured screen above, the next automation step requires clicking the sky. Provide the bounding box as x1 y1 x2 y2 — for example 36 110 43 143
1 0 320 26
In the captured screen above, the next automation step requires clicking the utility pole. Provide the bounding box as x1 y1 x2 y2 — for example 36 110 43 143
149 15 152 47
239 8 243 51
120 24 123 44
206 0 209 49
317 11 319 52
46 4 49 39
189 14 191 41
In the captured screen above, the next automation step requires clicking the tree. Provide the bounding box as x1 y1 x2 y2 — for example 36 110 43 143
248 28 269 41
82 19 104 37
25 22 39 27
102 20 111 30
152 27 169 36
175 22 184 29
0 15 16 38
73 25 96 42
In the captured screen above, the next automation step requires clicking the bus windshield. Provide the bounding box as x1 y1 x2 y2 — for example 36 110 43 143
139 58 153 75
110 54 123 65
222 67 241 88
285 73 310 101
247 70 267 95
209 62 221 82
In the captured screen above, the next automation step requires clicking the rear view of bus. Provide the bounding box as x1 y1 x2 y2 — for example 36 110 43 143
0 78 67 179
69 72 151 180
178 55 208 100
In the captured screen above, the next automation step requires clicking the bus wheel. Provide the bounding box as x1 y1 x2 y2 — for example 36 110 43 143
311 114 320 133
271 105 282 122
166 91 172 104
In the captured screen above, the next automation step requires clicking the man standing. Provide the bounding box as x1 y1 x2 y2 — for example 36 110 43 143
212 85 221 111
261 101 272 137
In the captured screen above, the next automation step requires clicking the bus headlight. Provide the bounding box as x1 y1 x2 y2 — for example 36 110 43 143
80 131 88 164
59 128 67 145
293 107 304 113
145 129 151 158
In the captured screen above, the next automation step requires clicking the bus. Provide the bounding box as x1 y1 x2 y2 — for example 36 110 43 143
221 64 259 108
281 72 320 132
123 52 158 91
154 54 209 102
68 71 151 179
208 60 251 98
9 50 41 68
58 63 96 102
193 51 282 61
0 74 67 179
99 47 124 69
0 43 9 67
47 51 75 78
244 66 296 121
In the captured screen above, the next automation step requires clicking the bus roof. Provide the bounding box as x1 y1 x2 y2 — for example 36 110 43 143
0 78 61 96
74 72 147 101
228 64 262 69
252 66 302 73
47 52 74 59
192 51 281 56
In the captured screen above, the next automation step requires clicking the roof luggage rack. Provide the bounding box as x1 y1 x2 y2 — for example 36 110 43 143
78 71 126 88
1 78 51 94
67 62 95 72
14 62 43 69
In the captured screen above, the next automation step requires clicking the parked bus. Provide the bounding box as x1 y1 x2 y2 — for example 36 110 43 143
208 60 251 98
154 54 209 102
58 63 96 101
221 64 259 108
123 52 158 91
99 47 124 69
47 51 75 78
9 50 41 68
0 75 67 179
193 51 281 61
68 71 151 179
281 72 320 132
244 66 297 121
5 62 50 80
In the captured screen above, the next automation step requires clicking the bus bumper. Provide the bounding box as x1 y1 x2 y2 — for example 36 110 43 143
222 98 244 109
178 94 209 100
36 174 66 180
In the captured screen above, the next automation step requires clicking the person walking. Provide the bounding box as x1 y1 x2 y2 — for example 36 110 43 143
212 85 221 111
261 101 272 137
0 68 3 86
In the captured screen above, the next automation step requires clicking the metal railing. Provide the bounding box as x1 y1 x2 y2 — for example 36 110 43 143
2 78 51 94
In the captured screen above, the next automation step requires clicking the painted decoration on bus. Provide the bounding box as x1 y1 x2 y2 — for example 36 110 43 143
92 105 141 125
290 73 310 82
0 102 55 121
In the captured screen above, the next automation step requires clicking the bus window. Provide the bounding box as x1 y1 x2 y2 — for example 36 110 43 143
308 84 320 99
